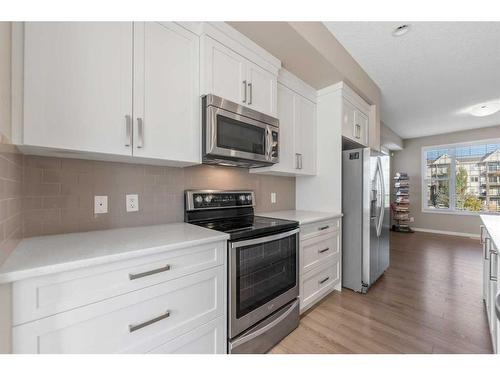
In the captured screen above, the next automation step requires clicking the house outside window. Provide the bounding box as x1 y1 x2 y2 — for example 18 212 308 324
422 139 500 214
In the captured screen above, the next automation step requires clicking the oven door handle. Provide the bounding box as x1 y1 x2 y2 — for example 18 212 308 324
230 228 300 249
230 299 299 350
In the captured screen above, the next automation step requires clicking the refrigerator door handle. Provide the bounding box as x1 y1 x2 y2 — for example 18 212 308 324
376 157 385 237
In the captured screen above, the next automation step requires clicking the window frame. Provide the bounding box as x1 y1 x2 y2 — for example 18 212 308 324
421 138 500 216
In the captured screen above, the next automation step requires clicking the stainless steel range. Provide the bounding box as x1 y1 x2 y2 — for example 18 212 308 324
184 190 299 353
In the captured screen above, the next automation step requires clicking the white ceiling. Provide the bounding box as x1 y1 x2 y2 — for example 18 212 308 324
324 22 500 139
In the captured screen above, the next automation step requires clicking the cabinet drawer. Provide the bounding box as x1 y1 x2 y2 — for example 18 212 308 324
148 316 225 354
300 218 340 240
300 258 340 313
301 232 340 274
13 267 224 354
13 241 225 325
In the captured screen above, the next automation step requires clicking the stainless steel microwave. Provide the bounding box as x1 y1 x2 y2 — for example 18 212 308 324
202 94 279 168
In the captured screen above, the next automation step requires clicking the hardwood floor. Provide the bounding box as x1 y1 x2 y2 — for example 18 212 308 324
271 231 493 354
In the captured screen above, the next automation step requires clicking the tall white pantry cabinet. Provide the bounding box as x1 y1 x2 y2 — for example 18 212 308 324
13 22 201 166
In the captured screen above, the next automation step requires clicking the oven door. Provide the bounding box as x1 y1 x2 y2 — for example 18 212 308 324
229 228 299 338
205 105 278 165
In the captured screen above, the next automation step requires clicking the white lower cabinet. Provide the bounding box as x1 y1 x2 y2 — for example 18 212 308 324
299 218 342 313
11 241 227 354
481 224 500 354
148 316 225 354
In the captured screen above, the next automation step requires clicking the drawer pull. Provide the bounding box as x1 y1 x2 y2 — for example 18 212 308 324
319 276 330 285
318 247 330 254
129 310 170 333
318 225 330 231
129 265 171 280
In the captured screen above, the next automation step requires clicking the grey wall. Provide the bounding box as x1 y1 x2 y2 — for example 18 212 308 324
381 122 403 150
392 125 500 236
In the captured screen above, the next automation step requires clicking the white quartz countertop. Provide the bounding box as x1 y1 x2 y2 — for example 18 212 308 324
257 210 342 225
481 214 500 249
0 223 229 284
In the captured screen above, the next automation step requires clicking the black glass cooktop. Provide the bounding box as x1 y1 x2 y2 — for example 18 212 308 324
193 215 298 240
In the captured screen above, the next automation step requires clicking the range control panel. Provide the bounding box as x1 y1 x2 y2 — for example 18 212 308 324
186 190 255 211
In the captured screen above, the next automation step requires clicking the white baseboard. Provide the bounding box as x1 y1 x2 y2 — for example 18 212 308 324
412 227 480 239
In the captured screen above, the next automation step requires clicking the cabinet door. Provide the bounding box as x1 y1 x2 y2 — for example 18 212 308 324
341 98 356 141
23 22 133 155
246 62 277 117
295 96 317 175
133 22 200 165
271 83 296 173
148 316 225 354
203 36 246 105
354 109 369 146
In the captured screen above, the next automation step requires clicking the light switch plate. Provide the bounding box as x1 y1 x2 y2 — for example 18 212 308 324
271 192 277 204
126 194 139 212
94 196 108 214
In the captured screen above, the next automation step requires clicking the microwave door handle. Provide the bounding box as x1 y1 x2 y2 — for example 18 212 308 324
266 127 272 160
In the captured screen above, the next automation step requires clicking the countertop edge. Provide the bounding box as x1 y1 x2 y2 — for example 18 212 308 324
297 214 343 225
258 210 343 225
0 232 229 284
480 214 500 249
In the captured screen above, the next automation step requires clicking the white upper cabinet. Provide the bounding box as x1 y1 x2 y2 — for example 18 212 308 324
203 36 246 105
245 61 277 117
202 34 278 117
252 70 317 177
295 96 316 175
275 83 296 172
22 22 134 156
340 85 370 147
132 22 200 164
16 22 201 166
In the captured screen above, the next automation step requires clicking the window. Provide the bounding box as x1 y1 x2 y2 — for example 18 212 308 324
422 140 500 214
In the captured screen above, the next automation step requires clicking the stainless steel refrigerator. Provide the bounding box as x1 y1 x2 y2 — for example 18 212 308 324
342 148 390 293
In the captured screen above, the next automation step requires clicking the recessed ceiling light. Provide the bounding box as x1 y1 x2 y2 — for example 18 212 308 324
392 24 411 37
469 101 500 117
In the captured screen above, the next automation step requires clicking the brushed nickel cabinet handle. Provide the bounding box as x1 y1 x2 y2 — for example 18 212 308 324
489 250 498 282
318 225 330 231
295 153 300 169
485 237 490 260
125 115 132 147
129 310 170 333
242 80 247 103
480 225 485 244
136 117 144 148
319 276 330 285
129 264 171 280
248 82 253 105
318 247 330 254
355 124 361 139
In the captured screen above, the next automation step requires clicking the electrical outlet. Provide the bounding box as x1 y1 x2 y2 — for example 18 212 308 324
271 192 277 204
410 217 414 223
126 194 139 212
94 196 108 214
